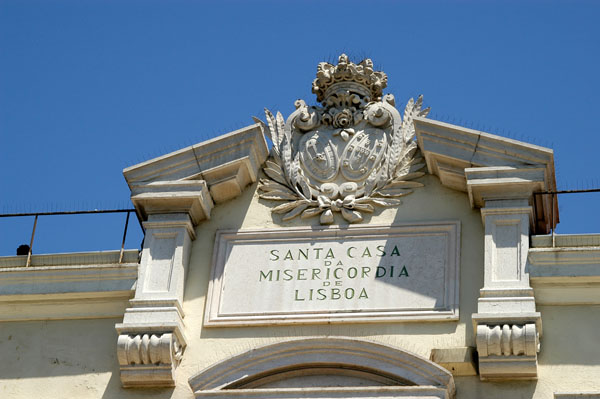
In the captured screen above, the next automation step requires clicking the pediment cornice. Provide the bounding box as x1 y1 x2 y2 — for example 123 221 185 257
414 117 558 233
123 124 268 224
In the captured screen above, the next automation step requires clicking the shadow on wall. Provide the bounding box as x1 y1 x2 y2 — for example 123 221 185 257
183 181 258 304
390 174 485 347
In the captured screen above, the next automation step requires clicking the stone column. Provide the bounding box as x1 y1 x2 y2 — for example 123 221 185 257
466 167 545 380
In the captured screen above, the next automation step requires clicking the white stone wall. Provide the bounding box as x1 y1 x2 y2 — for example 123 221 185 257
1 176 600 398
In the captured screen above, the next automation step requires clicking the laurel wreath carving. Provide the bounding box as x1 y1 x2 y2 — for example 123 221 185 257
257 95 430 224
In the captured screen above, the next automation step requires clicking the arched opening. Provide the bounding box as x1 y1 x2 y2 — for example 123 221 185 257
189 337 455 398
223 363 414 389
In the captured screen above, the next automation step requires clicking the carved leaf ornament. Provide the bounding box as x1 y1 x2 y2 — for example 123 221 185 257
257 54 430 224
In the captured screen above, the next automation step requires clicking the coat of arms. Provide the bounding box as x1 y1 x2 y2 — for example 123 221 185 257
257 54 430 224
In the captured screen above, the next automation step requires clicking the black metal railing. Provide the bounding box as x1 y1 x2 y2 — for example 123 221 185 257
0 208 142 266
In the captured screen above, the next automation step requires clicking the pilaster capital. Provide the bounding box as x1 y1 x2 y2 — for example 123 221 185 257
143 213 195 240
465 166 556 233
479 199 534 229
466 166 545 206
131 180 214 226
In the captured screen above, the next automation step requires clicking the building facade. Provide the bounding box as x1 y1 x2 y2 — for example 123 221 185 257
1 55 599 399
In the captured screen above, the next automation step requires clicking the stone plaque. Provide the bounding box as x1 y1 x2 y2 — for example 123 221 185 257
204 222 460 326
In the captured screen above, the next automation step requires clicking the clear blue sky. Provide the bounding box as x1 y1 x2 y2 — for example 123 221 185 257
1 0 599 255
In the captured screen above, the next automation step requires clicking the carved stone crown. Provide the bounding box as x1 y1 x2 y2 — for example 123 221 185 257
312 54 388 103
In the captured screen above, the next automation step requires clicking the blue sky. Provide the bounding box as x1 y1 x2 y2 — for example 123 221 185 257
1 0 599 255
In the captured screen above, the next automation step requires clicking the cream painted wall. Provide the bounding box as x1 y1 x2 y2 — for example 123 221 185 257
1 175 599 398
180 174 480 397
455 305 600 398
182 174 483 369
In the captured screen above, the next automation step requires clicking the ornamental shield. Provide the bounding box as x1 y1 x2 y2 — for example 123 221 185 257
340 127 387 182
299 129 339 183
258 54 430 224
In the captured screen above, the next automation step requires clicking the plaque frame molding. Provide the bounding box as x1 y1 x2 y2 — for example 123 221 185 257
204 221 460 327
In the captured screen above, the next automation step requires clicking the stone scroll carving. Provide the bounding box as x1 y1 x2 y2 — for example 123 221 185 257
117 332 184 387
257 54 430 224
475 322 540 380
476 323 539 357
117 333 183 366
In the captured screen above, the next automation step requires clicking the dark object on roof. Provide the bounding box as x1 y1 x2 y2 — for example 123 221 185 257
16 244 30 256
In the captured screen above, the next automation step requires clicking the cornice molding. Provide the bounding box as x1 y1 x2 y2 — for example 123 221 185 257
0 250 138 321
529 235 600 305
124 123 268 225
414 117 557 234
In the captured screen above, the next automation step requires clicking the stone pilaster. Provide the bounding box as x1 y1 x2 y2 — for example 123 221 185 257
467 168 543 380
115 211 194 387
115 182 206 387
116 123 268 388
